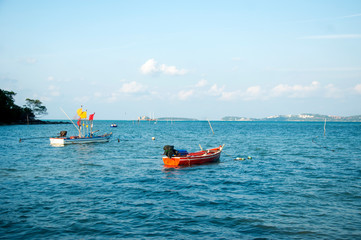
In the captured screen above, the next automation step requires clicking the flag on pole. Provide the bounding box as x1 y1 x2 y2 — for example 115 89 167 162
77 118 81 126
80 111 87 119
77 107 87 119
77 108 83 117
89 113 95 121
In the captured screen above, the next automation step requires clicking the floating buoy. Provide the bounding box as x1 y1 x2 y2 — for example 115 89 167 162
235 156 252 161
152 137 155 140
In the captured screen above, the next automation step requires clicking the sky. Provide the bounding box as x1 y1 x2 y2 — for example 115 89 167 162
1 0 361 120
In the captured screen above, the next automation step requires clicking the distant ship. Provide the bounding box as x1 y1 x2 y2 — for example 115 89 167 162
138 115 157 121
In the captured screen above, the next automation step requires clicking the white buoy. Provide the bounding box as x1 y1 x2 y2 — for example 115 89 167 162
152 137 155 140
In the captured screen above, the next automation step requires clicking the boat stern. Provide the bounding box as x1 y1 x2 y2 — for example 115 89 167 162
49 137 65 146
163 157 180 166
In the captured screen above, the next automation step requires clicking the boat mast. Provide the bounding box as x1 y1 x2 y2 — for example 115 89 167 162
79 120 82 137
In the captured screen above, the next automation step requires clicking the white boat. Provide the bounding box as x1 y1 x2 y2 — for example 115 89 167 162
50 133 112 146
50 107 112 146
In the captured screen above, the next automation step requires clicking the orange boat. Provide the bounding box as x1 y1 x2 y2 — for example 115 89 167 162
163 145 223 167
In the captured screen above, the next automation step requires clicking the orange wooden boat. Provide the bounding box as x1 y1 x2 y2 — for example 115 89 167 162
163 145 223 167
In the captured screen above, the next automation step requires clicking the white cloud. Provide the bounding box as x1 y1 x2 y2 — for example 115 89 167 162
271 84 288 96
160 64 187 75
271 81 320 98
140 58 187 75
219 90 240 100
140 59 158 75
196 79 208 87
167 81 356 102
246 86 261 96
354 84 361 94
178 89 194 100
208 84 225 96
119 81 145 93
103 81 147 103
241 86 263 100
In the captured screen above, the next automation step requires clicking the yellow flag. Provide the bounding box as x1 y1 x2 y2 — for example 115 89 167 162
80 111 87 119
77 108 83 117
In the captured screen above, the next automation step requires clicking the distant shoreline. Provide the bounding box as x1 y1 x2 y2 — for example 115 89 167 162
0 120 70 125
31 119 361 123
222 114 361 122
8 113 360 124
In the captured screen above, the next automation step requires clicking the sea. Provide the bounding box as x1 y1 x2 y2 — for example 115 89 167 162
0 120 360 239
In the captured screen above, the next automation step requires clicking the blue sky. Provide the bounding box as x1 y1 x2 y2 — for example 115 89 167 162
1 0 361 120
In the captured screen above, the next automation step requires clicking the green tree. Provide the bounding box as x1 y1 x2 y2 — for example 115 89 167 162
0 89 38 124
25 98 47 118
0 89 19 123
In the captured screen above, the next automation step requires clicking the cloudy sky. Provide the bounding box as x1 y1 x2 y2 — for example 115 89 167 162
1 0 361 120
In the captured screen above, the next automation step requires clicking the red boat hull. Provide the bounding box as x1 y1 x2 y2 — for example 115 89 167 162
163 146 223 167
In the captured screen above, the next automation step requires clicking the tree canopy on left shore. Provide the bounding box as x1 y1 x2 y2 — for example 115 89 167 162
0 89 47 124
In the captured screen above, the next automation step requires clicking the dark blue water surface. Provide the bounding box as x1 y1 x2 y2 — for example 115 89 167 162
1 121 360 239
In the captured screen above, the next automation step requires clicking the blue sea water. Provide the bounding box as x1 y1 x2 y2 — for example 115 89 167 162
0 121 360 239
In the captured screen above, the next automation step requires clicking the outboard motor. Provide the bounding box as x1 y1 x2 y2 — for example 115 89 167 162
163 145 178 158
60 131 67 137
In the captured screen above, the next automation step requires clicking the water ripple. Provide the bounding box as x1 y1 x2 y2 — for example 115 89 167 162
0 121 360 239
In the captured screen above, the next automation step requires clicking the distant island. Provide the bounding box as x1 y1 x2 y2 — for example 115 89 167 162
222 114 361 122
156 117 199 121
136 114 360 122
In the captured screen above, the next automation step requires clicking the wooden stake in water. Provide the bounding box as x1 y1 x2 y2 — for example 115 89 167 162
207 119 215 135
323 118 326 136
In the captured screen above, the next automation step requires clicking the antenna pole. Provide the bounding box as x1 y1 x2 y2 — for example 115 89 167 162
60 107 80 133
207 119 215 135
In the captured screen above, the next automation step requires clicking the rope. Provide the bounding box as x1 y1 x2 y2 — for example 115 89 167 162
19 136 52 143
312 136 335 152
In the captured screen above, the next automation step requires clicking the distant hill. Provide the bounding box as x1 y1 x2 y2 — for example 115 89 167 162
222 116 256 121
157 117 198 121
222 114 361 122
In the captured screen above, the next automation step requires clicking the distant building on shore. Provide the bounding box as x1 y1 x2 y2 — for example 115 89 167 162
138 116 157 121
